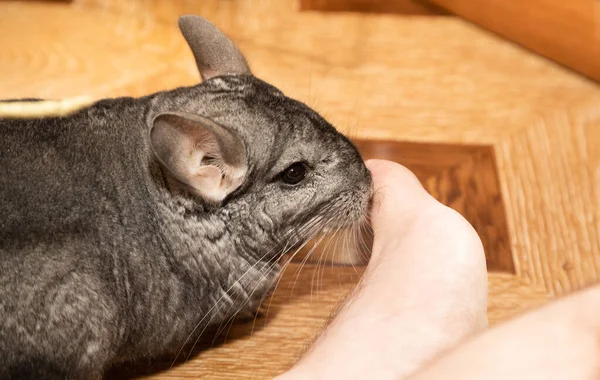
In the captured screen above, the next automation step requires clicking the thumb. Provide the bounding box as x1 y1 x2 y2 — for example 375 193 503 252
365 159 433 235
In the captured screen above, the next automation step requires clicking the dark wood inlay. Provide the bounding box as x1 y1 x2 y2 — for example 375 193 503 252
355 139 514 273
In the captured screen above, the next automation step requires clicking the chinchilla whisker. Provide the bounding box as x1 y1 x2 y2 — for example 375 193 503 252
328 224 346 287
261 224 325 319
301 232 329 304
206 243 298 348
357 219 372 263
210 256 283 347
350 223 363 277
312 226 341 298
351 217 371 269
175 212 341 364
358 213 373 262
255 226 327 336
310 235 327 302
171 236 291 367
279 216 325 255
217 219 327 343
318 228 340 299
182 259 274 363
185 255 278 361
353 224 366 265
247 256 296 337
248 264 292 336
213 255 280 334
288 225 327 291
288 231 329 301
326 227 345 287
314 233 333 299
180 224 314 357
339 226 356 276
210 223 316 338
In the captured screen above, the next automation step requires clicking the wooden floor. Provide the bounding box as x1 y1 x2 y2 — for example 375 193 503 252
1 0 599 378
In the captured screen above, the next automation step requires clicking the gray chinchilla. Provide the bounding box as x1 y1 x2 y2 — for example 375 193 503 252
0 15 372 379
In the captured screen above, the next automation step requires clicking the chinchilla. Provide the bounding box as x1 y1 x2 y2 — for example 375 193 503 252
0 15 372 379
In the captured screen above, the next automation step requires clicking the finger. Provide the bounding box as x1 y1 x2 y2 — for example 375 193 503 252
408 283 600 380
365 159 432 237
365 159 429 208
365 159 425 195
276 193 488 380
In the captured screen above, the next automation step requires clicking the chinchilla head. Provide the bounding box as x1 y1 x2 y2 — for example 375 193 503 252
150 15 372 262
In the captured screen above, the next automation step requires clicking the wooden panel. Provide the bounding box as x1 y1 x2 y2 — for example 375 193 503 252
497 104 600 295
106 264 550 379
300 0 449 15
1 0 599 379
295 140 515 273
0 0 72 2
428 0 600 82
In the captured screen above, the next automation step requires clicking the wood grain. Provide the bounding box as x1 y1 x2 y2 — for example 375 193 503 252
427 0 600 83
106 263 550 379
497 104 600 295
300 0 449 15
1 0 599 378
321 140 514 273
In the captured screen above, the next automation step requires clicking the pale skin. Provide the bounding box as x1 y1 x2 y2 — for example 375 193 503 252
276 159 600 380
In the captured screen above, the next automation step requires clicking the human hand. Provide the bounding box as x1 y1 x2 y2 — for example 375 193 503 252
408 281 600 380
276 159 488 379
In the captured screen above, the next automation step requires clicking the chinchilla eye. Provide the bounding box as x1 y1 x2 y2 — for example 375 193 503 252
280 162 307 185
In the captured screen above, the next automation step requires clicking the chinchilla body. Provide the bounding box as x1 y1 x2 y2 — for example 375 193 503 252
0 16 371 379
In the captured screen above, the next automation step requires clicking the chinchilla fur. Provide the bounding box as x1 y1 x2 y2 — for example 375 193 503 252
0 15 371 379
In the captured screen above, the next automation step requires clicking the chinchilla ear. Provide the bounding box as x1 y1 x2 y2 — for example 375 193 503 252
150 112 247 203
178 15 252 81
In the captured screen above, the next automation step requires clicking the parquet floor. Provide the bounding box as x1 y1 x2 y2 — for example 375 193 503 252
1 0 599 378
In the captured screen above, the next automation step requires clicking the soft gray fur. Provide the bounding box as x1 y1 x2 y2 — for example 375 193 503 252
0 15 371 379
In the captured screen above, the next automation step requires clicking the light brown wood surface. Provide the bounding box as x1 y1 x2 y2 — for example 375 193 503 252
427 0 600 83
1 0 599 378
